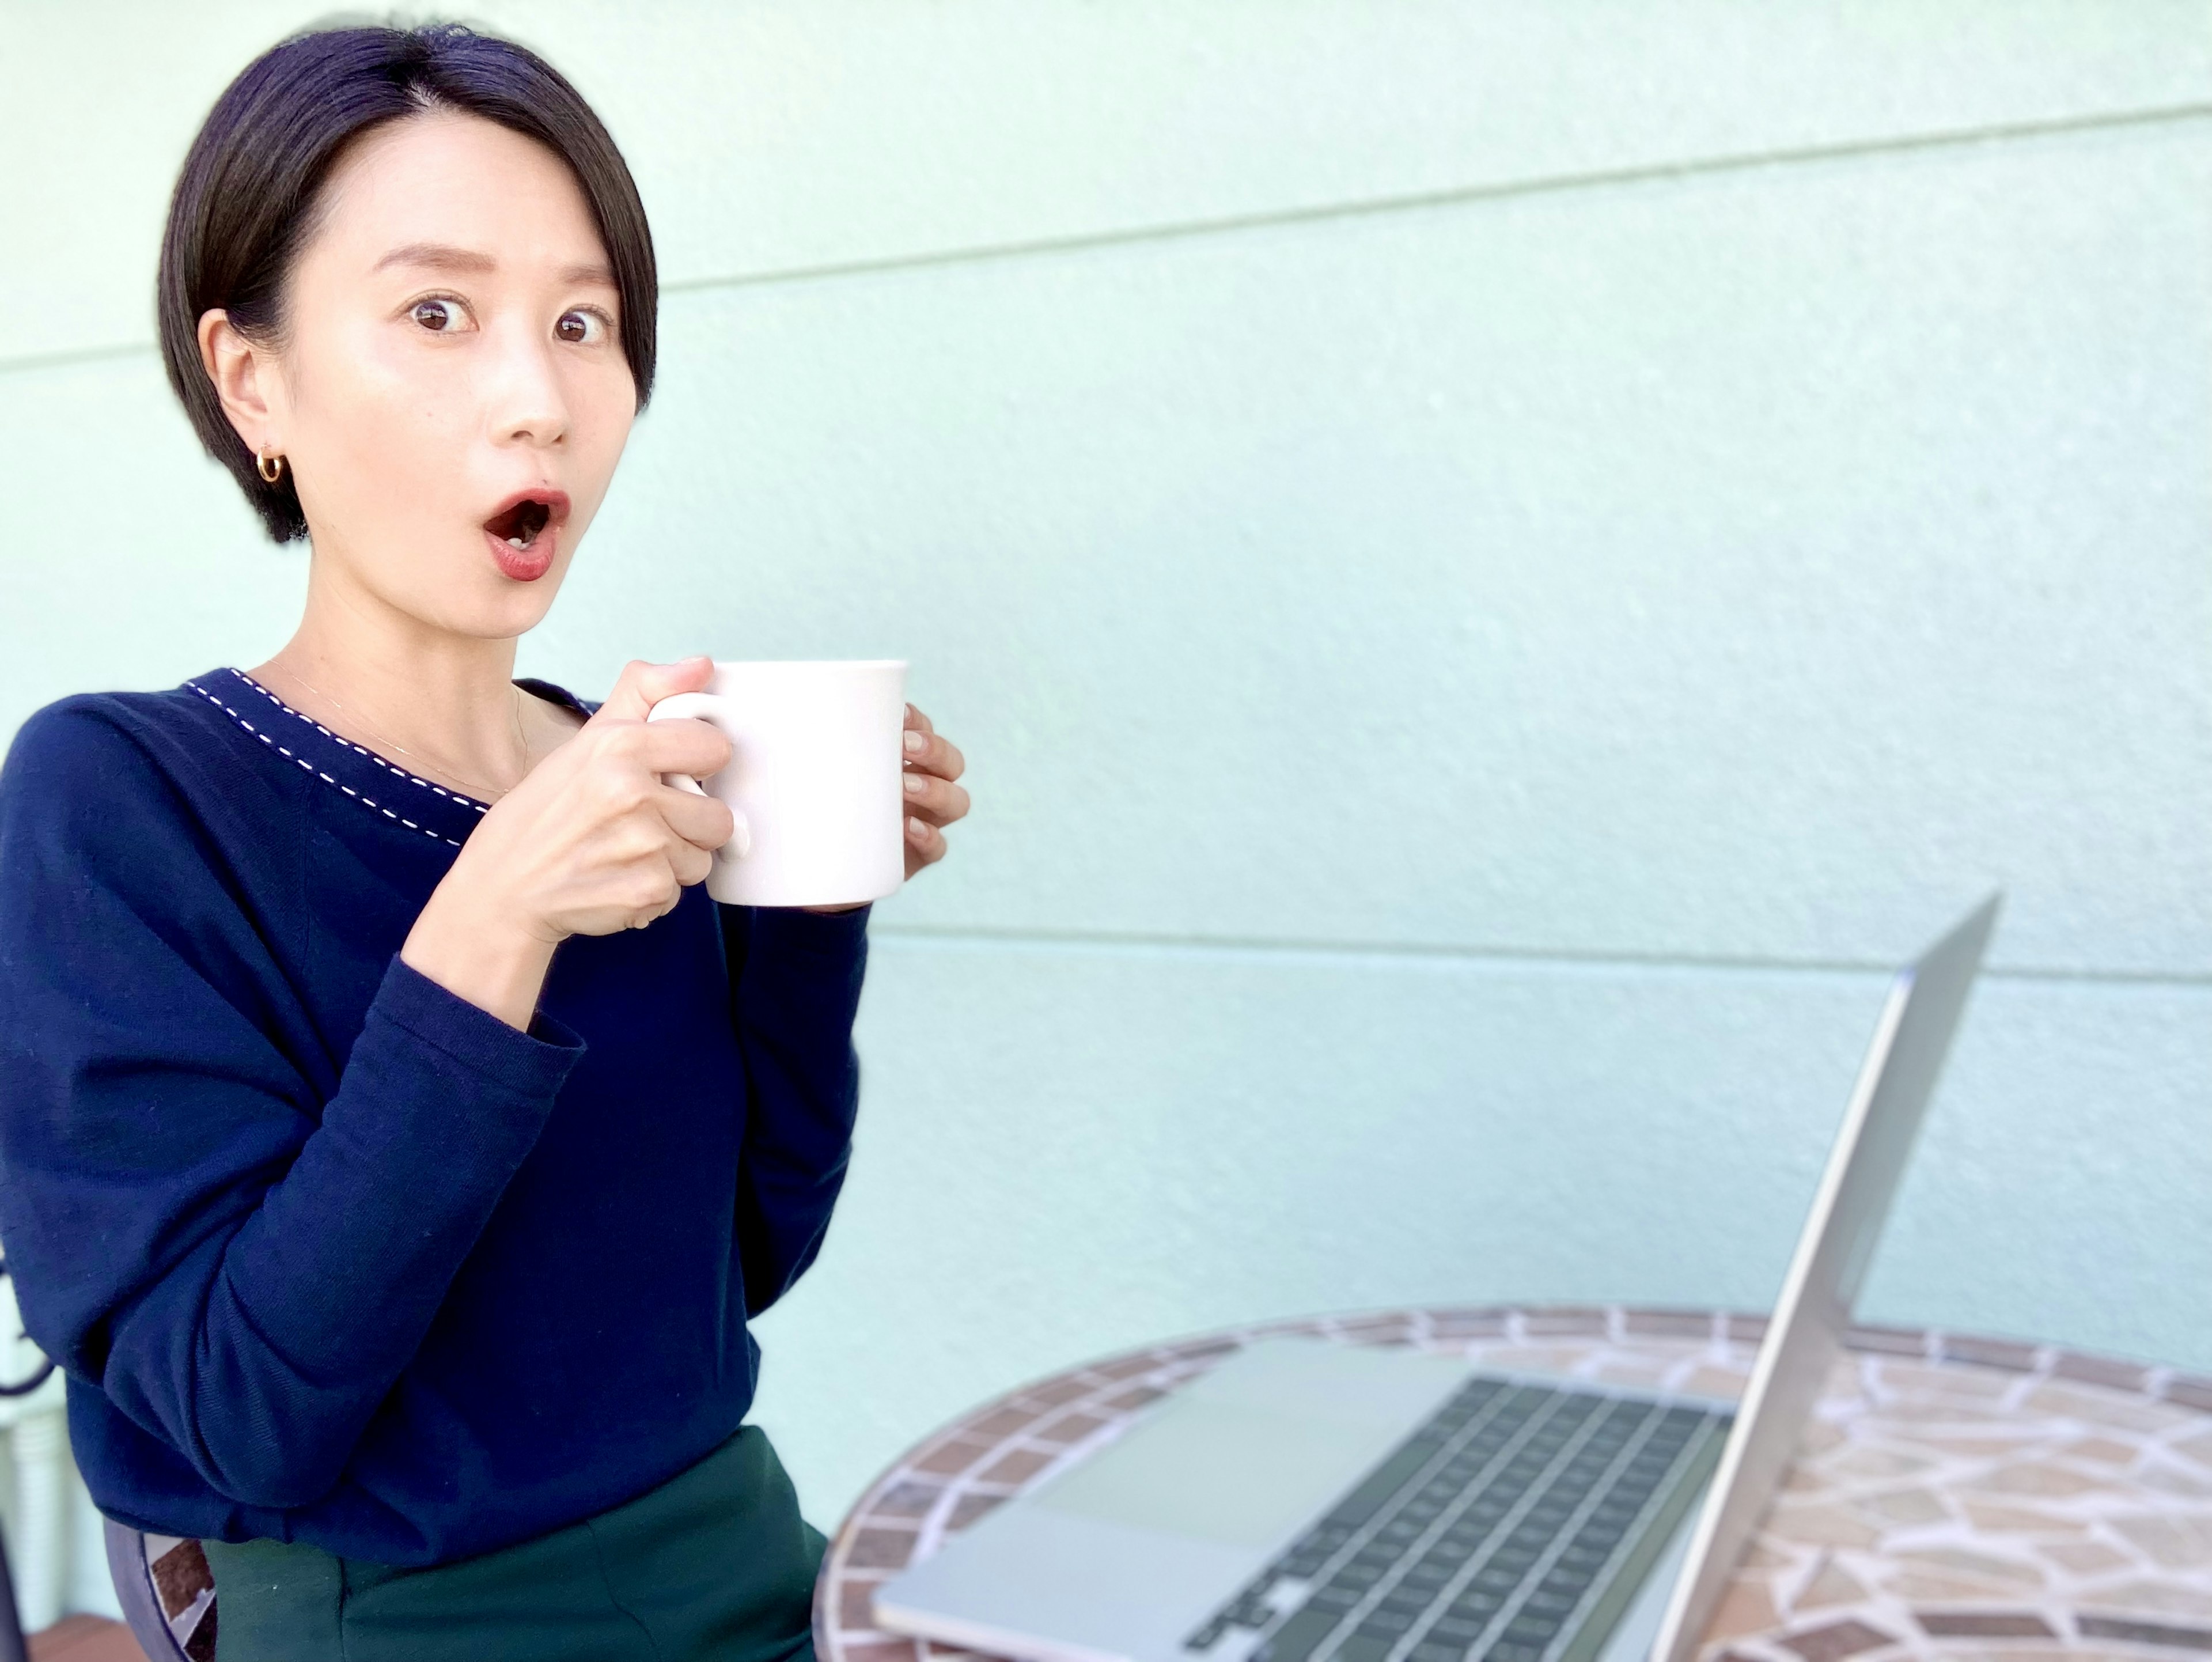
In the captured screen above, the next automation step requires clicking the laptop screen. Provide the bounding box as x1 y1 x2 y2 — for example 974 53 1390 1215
1647 895 2001 1662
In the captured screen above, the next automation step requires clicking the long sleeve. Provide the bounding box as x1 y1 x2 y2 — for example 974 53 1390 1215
720 903 869 1317
0 705 583 1510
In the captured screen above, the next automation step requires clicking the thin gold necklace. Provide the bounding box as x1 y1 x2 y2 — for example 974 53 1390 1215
267 662 529 804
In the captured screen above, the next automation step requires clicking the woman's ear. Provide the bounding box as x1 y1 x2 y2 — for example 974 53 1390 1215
197 309 285 455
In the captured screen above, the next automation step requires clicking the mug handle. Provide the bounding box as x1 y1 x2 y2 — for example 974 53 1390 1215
645 692 751 861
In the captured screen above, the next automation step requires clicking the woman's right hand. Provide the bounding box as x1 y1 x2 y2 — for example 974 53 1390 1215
401 657 736 1029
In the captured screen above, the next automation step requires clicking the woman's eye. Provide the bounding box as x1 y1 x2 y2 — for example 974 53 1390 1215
556 309 607 345
409 297 467 332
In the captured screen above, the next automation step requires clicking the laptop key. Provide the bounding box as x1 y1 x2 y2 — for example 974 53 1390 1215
1252 1610 1342 1662
1325 1441 1442 1530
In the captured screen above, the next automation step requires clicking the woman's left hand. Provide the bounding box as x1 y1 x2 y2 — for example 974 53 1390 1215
899 703 968 879
801 705 967 914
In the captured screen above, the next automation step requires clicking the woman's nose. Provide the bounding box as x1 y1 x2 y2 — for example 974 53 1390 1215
486 323 569 447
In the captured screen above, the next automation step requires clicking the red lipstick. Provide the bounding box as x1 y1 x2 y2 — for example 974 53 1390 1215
482 489 571 583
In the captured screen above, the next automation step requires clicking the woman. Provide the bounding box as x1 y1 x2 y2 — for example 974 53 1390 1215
0 21 967 1660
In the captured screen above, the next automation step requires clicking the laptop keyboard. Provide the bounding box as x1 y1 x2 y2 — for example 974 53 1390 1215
1181 1376 1731 1662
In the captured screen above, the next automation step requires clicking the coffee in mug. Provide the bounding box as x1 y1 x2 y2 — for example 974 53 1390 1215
646 659 909 908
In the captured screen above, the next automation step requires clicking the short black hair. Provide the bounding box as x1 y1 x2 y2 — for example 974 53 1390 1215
157 21 658 543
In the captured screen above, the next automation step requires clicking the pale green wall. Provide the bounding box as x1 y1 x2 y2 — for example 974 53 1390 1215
2 3 2207 1534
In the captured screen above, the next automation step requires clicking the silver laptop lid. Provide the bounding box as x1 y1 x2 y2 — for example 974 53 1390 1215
1647 894 2001 1662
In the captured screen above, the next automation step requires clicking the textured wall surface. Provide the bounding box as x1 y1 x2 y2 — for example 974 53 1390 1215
2 3 2206 1531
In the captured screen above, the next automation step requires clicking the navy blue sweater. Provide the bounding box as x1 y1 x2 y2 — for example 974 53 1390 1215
0 668 869 1566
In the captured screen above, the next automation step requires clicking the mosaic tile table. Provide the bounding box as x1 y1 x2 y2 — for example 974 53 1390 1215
813 1305 2212 1662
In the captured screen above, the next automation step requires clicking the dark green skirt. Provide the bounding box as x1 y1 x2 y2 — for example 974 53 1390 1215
202 1426 822 1661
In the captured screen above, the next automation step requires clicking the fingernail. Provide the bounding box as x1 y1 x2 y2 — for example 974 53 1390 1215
904 773 925 795
903 730 926 755
908 816 929 839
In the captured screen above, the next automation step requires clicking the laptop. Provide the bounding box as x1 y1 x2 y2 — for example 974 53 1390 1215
874 895 2002 1662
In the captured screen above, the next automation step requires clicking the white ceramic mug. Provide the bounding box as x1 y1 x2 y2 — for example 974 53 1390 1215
646 660 909 908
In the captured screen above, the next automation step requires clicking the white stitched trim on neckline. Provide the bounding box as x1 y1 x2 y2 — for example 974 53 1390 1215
220 668 493 815
187 679 467 848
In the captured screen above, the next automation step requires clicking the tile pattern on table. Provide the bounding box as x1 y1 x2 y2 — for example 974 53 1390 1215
815 1306 2212 1662
141 1532 215 1660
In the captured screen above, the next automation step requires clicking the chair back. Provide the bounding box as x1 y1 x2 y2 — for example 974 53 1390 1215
0 1525 27 1662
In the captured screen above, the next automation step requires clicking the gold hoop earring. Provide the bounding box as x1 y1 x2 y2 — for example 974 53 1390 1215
256 450 285 484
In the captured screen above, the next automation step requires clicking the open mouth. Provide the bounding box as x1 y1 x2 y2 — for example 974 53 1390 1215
486 497 554 551
482 489 569 582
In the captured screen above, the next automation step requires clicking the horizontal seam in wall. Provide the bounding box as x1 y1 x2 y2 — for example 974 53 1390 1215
657 99 2212 298
6 99 2206 383
0 339 154 378
871 923 2211 989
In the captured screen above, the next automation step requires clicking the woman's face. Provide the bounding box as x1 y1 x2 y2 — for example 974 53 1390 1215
218 111 637 639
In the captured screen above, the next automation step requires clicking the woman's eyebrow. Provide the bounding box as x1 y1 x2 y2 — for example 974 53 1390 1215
373 241 497 275
370 242 616 288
